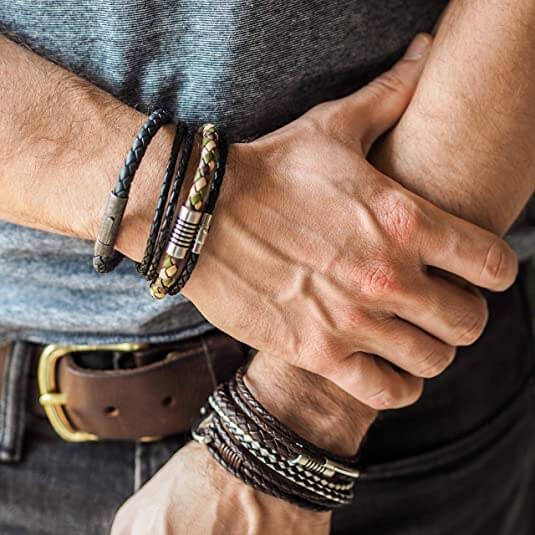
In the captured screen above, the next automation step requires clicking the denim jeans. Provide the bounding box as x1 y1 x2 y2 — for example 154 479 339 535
1 267 534 535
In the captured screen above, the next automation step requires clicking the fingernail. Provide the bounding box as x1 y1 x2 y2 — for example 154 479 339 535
404 34 431 60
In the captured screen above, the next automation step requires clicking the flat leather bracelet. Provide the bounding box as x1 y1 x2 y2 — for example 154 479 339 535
93 108 172 274
137 122 186 278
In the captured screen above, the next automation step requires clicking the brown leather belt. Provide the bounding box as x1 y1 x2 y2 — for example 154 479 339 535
0 332 249 442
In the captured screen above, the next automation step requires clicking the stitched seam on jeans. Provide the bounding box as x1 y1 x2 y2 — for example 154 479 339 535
201 337 217 389
134 443 152 492
134 442 142 492
11 351 30 462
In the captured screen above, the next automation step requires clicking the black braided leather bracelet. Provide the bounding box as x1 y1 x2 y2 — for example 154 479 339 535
137 122 186 278
93 108 172 274
146 128 195 282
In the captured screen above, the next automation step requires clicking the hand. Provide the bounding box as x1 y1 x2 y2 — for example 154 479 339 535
181 34 518 410
112 353 375 535
111 441 331 535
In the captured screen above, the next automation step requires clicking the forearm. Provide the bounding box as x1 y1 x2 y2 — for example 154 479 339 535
247 0 535 470
0 34 172 253
372 0 535 234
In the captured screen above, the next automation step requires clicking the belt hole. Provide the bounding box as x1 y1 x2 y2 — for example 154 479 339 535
104 406 119 417
162 396 175 408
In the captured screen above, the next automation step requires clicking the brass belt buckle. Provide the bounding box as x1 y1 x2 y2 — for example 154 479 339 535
37 343 145 442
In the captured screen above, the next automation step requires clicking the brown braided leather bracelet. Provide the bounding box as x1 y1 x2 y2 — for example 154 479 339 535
192 368 362 511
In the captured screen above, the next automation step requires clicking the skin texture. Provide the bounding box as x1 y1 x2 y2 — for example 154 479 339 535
1 0 534 529
0 34 515 410
113 0 535 531
181 39 516 409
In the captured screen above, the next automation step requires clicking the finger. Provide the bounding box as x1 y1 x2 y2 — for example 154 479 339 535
324 352 424 410
363 317 456 379
420 203 518 291
349 33 432 154
394 272 489 347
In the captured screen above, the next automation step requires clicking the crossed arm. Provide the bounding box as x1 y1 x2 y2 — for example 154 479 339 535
0 0 534 532
114 0 535 531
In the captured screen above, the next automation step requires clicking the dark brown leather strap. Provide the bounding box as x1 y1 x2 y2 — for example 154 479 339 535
0 333 249 441
58 334 247 440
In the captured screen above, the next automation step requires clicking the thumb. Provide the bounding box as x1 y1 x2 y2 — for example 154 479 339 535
357 33 432 154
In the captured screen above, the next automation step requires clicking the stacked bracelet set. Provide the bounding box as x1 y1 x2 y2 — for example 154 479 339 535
192 368 361 511
93 109 226 296
93 110 360 512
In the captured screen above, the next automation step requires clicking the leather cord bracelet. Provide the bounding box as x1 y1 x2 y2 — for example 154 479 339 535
168 132 228 295
137 122 186 278
206 409 339 512
146 128 195 282
210 384 354 499
233 368 361 468
192 368 362 511
150 124 221 299
93 108 172 274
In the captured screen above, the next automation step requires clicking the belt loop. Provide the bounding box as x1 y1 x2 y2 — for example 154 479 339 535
0 342 33 462
200 335 218 390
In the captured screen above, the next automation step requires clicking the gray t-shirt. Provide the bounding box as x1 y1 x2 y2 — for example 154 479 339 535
0 0 532 345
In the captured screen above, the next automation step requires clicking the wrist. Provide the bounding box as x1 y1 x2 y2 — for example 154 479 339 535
75 88 175 260
245 352 377 457
112 121 175 262
180 141 248 300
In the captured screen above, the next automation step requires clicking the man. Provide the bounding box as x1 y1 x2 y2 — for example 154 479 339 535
0 1 534 534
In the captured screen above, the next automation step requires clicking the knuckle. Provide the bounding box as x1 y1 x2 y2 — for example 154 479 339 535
404 378 425 406
314 101 357 149
361 261 401 297
365 384 398 410
366 377 423 410
452 308 488 346
481 239 518 289
415 345 457 378
367 71 408 98
298 334 340 374
298 112 324 136
377 191 422 244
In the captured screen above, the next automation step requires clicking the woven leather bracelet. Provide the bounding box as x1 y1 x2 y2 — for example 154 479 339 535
233 368 361 468
206 410 339 512
210 383 355 502
192 369 362 511
145 128 195 282
168 132 228 295
150 124 221 299
93 108 172 274
137 122 186 278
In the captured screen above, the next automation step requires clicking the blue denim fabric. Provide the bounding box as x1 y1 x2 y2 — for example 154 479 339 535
0 268 534 534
